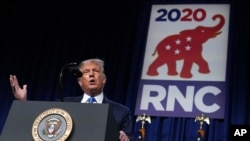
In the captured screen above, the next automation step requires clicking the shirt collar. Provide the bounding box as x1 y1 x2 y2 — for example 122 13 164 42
81 93 104 104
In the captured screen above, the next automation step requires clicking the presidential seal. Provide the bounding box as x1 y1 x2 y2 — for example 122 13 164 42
32 108 73 141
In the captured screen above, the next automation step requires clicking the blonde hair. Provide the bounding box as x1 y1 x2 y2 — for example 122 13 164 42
78 58 106 79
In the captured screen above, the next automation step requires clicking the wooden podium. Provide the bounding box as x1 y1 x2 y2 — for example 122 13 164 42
0 100 118 141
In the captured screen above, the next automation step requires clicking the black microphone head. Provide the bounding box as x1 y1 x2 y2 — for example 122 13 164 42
66 62 77 67
75 69 83 78
66 62 82 78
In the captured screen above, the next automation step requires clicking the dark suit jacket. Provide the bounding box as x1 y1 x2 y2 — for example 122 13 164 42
63 95 134 140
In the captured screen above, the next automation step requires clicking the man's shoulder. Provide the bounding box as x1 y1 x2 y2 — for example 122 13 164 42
104 97 130 111
63 95 83 102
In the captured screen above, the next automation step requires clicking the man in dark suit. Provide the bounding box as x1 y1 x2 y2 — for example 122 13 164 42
9 58 133 141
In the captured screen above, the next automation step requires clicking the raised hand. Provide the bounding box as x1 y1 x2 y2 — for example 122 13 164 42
9 75 28 101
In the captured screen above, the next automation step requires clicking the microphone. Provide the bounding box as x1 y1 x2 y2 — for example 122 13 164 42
59 62 82 101
60 62 82 78
66 63 83 78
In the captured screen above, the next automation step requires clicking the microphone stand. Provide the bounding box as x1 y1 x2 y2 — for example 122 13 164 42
59 70 64 102
59 62 82 102
59 63 76 102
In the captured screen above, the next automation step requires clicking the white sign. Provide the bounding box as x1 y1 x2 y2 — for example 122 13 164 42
135 4 230 119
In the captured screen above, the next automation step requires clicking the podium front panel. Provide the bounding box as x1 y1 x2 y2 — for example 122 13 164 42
0 100 118 141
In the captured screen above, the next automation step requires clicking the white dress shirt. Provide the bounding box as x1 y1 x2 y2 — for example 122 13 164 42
81 93 104 104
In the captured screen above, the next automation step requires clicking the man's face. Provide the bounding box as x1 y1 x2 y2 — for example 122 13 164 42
77 62 106 96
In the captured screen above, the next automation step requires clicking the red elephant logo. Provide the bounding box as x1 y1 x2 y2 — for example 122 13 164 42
147 14 225 78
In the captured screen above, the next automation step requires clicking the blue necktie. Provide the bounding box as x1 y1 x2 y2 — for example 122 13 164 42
87 97 96 103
